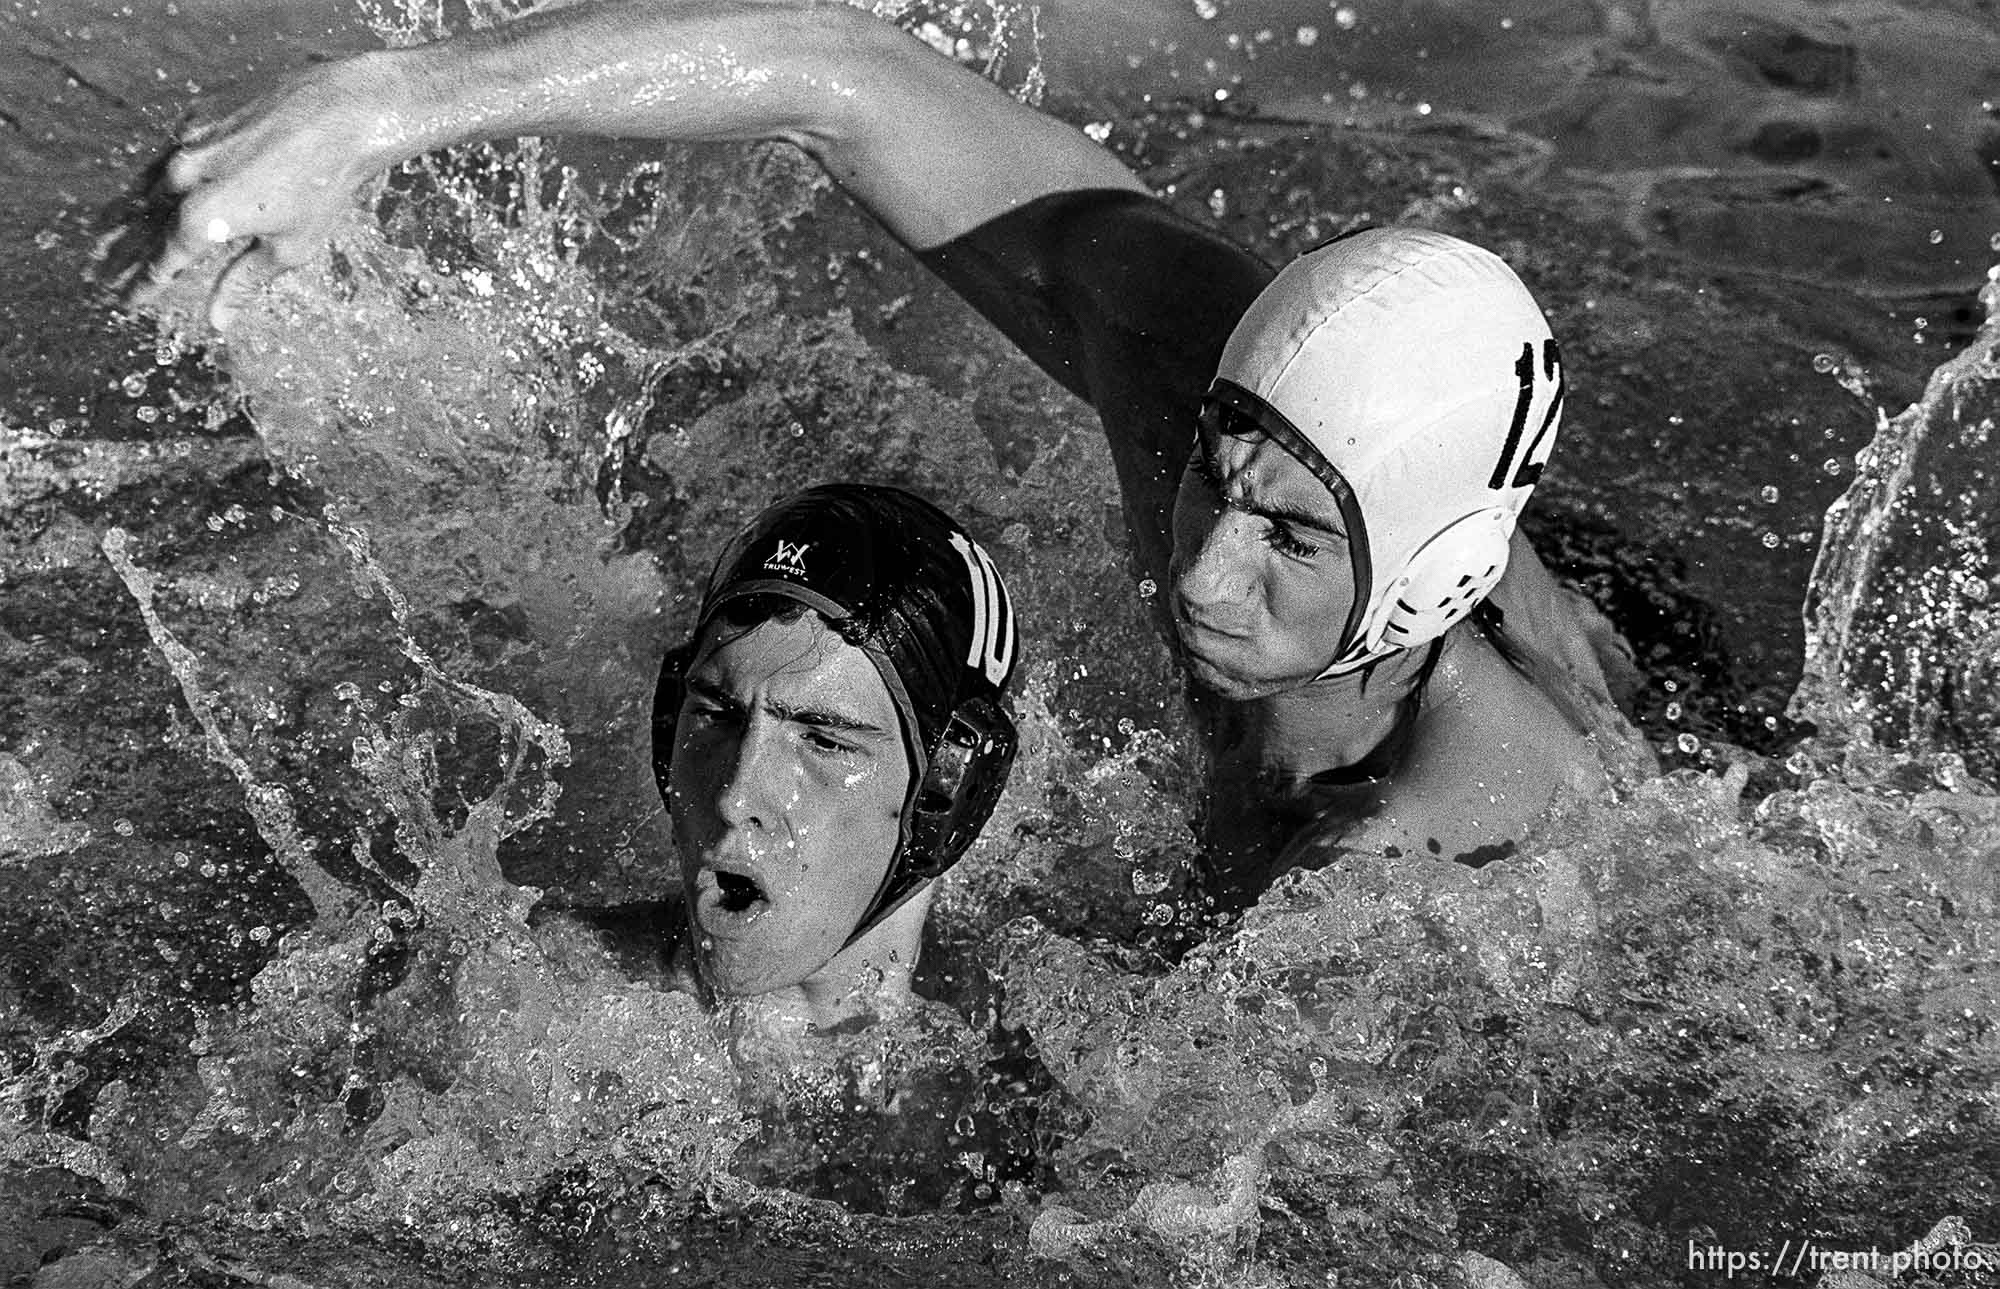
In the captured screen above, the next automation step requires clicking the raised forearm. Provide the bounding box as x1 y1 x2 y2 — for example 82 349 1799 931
372 2 873 166
121 0 1143 324
305 0 1140 248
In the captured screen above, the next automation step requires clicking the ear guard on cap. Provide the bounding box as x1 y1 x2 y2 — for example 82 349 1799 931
896 694 1017 884
1361 508 1514 658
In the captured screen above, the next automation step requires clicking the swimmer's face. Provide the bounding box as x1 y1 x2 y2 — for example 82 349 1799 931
667 612 908 999
1168 424 1357 699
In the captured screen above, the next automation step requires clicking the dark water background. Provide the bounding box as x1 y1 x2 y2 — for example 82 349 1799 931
3 1 1999 1285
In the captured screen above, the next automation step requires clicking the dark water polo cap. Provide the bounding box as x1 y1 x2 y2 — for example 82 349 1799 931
663 482 1020 939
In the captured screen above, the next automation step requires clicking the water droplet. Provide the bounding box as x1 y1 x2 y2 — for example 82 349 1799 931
1990 231 2000 252
113 818 135 836
1761 532 1781 549
1822 457 1842 476
1192 0 1218 18
1137 577 1158 599
135 405 159 424
1664 702 1682 721
1928 228 1945 245
1208 188 1229 218
1759 485 1780 503
120 372 148 397
1295 24 1319 45
1812 353 1837 373
1676 732 1700 754
1334 6 1358 29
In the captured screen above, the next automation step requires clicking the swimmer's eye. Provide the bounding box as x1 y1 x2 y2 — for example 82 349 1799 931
1265 523 1323 560
799 726 858 755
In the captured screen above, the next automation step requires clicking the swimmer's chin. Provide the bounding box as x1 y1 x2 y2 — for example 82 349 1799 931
1176 642 1308 702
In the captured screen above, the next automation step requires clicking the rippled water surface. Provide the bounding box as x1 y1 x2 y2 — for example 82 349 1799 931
3 1 1998 1285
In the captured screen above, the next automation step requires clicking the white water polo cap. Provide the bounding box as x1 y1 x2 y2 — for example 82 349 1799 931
1205 227 1566 677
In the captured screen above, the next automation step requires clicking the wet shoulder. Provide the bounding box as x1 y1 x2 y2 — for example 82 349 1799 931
1389 630 1608 863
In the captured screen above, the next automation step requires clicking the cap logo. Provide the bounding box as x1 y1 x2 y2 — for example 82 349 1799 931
762 538 813 576
949 531 1015 687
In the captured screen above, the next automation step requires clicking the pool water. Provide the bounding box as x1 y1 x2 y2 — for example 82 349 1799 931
2 1 1998 1285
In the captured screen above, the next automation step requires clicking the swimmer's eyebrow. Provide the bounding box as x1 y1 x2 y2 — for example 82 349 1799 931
685 676 896 740
1199 428 1347 539
1246 493 1345 538
768 698 896 739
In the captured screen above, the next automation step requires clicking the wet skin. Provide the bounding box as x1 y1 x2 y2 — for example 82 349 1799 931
668 613 909 1002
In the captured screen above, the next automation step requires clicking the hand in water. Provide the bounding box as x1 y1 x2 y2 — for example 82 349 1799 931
92 57 403 329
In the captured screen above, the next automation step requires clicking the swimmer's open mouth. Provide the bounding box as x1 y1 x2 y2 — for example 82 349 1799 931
714 869 767 914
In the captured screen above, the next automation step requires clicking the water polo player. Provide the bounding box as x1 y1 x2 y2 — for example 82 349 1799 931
622 483 1018 1025
113 0 1640 912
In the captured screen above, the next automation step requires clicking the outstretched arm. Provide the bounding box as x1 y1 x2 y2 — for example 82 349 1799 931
114 0 1143 325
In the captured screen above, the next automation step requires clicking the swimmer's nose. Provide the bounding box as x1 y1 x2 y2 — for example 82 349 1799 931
714 721 788 832
1175 507 1260 614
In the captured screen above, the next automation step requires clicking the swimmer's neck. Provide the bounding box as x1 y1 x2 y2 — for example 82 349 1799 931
714 890 930 1034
